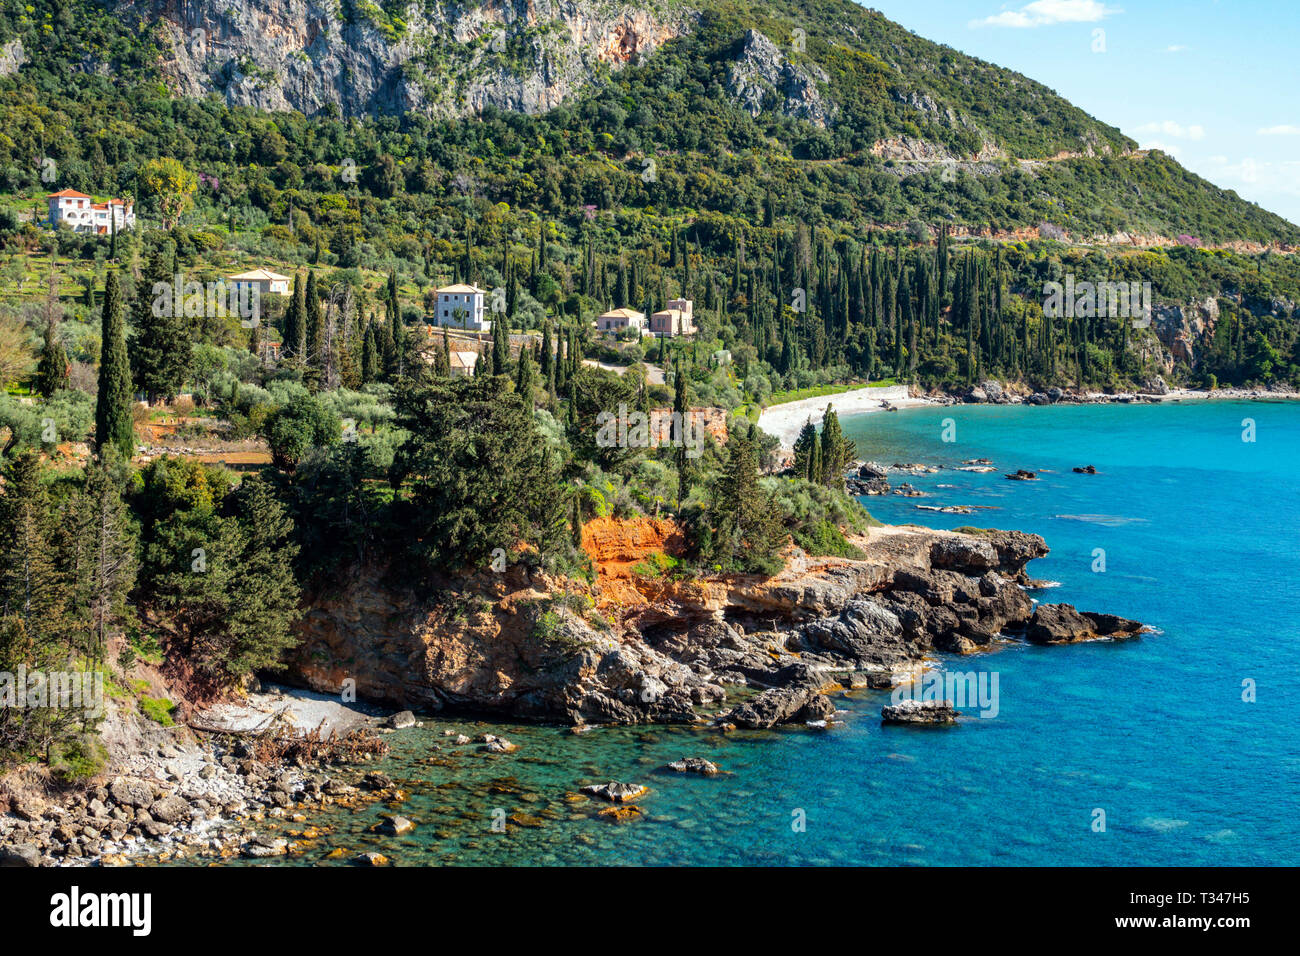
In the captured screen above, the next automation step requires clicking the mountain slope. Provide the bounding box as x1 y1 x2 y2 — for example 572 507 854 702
0 0 1295 243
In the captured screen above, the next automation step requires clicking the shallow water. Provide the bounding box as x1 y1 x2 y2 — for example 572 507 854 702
211 399 1300 866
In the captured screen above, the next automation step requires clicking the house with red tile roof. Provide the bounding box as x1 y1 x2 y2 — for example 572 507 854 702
47 189 135 234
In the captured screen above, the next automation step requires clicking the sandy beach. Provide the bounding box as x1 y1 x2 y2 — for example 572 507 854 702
758 384 930 448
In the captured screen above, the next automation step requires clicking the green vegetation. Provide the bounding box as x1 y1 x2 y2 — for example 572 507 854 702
139 696 176 726
1 0 1298 785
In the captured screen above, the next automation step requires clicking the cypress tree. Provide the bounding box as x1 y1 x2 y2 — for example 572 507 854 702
35 315 67 398
539 320 553 380
95 271 134 461
673 357 691 504
361 320 379 383
305 270 323 363
819 405 854 490
515 345 535 398
493 309 510 373
78 450 136 666
283 272 306 360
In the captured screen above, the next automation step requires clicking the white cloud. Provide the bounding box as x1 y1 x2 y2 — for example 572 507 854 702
970 0 1121 28
1135 120 1206 141
1165 44 1188 52
1258 125 1300 136
1142 141 1182 158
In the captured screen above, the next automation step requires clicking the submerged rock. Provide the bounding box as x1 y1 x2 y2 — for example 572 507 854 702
479 734 518 754
597 805 643 822
664 758 720 776
375 814 414 836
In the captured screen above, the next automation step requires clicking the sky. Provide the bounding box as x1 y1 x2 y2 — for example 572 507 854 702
861 0 1300 225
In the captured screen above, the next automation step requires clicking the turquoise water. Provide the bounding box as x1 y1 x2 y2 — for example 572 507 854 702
228 400 1300 866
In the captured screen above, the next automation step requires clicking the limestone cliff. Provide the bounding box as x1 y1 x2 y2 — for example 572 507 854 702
120 0 695 118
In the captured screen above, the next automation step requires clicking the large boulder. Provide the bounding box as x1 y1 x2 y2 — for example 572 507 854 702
928 537 999 572
109 778 156 809
881 699 959 725
146 795 192 825
721 665 837 728
0 844 40 867
581 782 648 804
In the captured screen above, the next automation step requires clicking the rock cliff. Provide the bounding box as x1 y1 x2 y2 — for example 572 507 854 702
124 0 695 118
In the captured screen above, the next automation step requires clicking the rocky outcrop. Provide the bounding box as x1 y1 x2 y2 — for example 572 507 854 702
845 461 890 496
727 29 834 127
1025 604 1144 644
881 699 958 725
284 521 1110 731
126 0 694 118
1151 298 1219 369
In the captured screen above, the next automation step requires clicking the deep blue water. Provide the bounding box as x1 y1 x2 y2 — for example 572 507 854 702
220 400 1300 866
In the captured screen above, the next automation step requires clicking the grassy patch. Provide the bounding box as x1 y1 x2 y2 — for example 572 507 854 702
140 696 177 726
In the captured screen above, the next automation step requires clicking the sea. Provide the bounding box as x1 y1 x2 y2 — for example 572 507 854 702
210 399 1300 866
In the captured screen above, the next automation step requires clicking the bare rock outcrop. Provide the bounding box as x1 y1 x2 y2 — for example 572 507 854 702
128 0 694 119
727 29 835 127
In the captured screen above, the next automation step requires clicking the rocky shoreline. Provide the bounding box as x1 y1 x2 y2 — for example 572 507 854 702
0 692 405 867
286 522 1144 733
926 378 1300 408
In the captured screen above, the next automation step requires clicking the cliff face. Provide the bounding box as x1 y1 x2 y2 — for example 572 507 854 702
127 0 694 118
283 521 1132 729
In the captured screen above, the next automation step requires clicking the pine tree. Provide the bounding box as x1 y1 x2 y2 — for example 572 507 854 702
792 418 819 481
95 271 135 461
0 451 63 645
130 245 191 403
707 427 787 575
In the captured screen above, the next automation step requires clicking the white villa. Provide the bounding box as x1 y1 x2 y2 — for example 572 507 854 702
650 298 697 338
596 307 650 335
434 284 490 332
47 189 135 234
227 269 292 297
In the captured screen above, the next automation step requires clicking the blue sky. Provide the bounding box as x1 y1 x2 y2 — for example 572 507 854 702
862 0 1300 225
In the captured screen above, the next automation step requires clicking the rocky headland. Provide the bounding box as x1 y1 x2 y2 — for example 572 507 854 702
285 518 1143 731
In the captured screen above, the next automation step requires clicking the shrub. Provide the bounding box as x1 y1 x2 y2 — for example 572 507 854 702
48 734 109 784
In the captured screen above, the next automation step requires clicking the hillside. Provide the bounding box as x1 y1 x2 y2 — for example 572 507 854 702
0 0 1295 243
